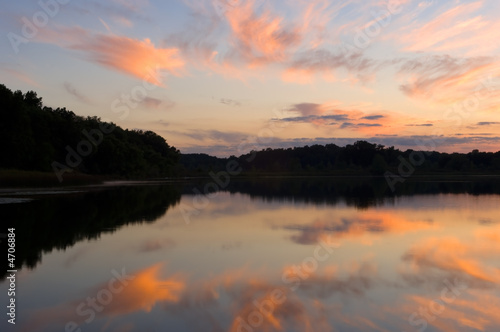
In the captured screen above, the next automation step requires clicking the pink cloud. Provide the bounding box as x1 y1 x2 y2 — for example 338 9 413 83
36 26 185 85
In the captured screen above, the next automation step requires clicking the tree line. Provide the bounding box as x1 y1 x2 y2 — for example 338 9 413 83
182 141 500 175
0 84 180 179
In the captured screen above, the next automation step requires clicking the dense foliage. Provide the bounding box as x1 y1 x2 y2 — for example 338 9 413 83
0 84 180 178
183 141 500 175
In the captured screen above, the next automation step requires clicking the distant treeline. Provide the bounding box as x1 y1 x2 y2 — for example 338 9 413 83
0 84 180 180
2 84 499 181
182 141 500 175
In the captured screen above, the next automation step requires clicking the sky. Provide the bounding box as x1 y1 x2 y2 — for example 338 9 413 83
1 0 500 157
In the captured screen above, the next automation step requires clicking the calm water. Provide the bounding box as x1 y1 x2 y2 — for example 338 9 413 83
1 177 500 332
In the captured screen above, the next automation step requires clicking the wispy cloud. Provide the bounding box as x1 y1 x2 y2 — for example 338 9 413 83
74 0 151 28
398 54 499 105
1 67 39 86
284 49 379 84
397 1 500 56
63 81 92 104
400 230 500 289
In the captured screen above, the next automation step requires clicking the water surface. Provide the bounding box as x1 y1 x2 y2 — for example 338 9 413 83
1 178 499 332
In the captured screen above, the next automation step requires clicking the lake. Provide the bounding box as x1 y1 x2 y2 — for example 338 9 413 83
1 177 500 332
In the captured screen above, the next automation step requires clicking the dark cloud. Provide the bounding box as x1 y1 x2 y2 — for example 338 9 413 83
63 246 89 268
220 98 241 107
63 81 92 104
361 115 385 120
340 122 382 128
477 121 500 126
406 123 433 127
280 114 349 123
140 96 175 110
138 238 175 253
455 132 494 136
478 218 497 225
295 261 377 298
282 217 384 245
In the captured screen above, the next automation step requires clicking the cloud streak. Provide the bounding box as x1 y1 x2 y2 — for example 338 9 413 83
397 1 500 56
397 54 499 105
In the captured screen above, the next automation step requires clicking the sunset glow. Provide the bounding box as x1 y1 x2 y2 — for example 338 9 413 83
1 0 499 155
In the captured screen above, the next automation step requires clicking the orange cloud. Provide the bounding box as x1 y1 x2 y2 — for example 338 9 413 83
400 230 500 288
37 26 184 85
100 263 185 315
224 1 302 67
180 0 371 82
71 35 184 86
226 261 378 332
21 263 185 332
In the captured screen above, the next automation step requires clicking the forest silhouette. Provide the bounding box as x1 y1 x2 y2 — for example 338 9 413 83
1 84 500 181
